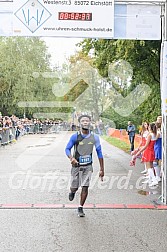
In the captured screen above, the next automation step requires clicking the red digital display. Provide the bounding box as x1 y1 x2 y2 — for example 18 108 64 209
58 12 92 21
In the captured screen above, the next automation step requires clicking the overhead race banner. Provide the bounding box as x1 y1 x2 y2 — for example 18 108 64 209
0 1 161 39
13 0 114 38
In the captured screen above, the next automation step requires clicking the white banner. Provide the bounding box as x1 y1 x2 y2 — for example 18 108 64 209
114 4 161 40
13 0 114 38
126 5 161 40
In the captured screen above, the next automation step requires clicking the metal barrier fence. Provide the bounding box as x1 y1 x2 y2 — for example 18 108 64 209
0 124 61 147
0 123 108 147
27 124 62 134
0 127 16 146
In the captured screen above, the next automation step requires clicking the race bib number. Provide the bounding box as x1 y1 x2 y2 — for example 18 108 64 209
79 155 92 165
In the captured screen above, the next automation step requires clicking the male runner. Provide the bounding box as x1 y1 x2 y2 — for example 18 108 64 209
65 114 104 217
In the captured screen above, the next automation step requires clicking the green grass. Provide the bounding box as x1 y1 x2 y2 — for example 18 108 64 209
102 136 130 153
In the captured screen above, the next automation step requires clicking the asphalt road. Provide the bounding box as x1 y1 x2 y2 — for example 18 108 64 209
0 132 166 252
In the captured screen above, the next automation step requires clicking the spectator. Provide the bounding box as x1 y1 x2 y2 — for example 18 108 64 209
127 121 136 152
133 122 158 187
153 121 162 182
138 122 149 174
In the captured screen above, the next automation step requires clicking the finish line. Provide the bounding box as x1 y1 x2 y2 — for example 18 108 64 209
0 204 167 210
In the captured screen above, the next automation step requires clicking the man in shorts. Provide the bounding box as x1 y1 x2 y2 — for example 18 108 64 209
65 114 104 217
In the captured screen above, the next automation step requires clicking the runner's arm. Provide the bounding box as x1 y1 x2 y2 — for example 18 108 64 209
94 135 104 181
65 134 78 163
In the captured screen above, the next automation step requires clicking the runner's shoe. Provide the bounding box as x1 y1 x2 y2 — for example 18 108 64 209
69 192 75 201
77 207 85 217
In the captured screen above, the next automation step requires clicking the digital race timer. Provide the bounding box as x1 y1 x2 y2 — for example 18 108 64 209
58 12 92 21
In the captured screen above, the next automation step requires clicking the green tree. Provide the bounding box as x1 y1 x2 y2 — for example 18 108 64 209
79 39 161 128
0 37 52 117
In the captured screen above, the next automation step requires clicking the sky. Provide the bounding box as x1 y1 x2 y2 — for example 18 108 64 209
43 37 83 67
